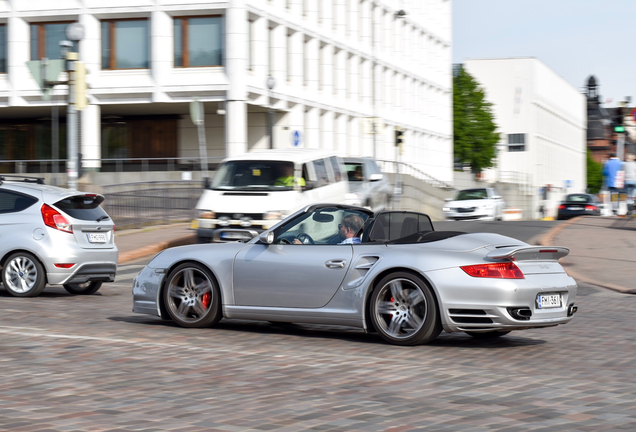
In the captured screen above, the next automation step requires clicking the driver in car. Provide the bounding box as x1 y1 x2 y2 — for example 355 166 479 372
338 214 364 244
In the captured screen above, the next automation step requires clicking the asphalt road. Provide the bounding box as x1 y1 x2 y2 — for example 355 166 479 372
1 222 632 431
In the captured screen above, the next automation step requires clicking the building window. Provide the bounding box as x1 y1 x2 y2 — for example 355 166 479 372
0 25 6 72
101 19 149 70
174 16 223 67
30 22 78 60
507 133 526 152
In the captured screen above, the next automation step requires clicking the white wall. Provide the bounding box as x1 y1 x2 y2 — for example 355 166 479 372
464 58 587 218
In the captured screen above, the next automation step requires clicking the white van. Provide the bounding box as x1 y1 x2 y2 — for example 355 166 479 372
194 149 349 242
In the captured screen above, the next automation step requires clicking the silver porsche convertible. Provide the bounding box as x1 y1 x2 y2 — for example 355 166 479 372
132 204 578 346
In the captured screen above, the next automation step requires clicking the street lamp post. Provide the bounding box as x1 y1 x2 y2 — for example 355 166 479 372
267 76 276 149
64 22 84 190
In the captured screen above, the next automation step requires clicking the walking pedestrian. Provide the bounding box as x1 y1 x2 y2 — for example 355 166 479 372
603 153 623 214
624 153 636 202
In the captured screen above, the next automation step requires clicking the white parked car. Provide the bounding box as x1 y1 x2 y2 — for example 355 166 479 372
443 187 505 221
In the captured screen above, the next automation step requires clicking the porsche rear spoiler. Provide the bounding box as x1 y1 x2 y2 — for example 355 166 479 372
486 246 569 261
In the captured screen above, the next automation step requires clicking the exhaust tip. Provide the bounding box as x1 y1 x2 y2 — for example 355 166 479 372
567 304 578 317
507 307 532 321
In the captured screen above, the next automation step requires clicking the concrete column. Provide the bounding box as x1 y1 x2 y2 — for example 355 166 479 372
319 0 333 30
320 43 333 94
304 106 320 149
349 116 361 156
348 54 358 103
304 0 318 23
288 30 303 87
360 1 371 49
8 17 30 106
347 0 358 40
270 23 286 84
251 16 268 84
150 10 172 101
333 0 345 36
287 0 303 15
226 0 248 156
334 48 346 99
335 113 347 154
305 37 319 91
320 110 334 149
81 104 101 170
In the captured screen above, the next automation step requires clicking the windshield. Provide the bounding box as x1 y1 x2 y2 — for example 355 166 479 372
455 189 488 200
210 161 302 191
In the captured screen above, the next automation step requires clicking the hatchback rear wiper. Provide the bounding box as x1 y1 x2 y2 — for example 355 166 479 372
96 215 110 222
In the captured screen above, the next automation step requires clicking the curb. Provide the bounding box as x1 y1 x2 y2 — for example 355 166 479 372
538 217 636 295
118 234 197 264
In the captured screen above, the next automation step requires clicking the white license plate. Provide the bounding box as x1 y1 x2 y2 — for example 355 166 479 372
567 206 581 210
537 294 561 309
87 233 107 243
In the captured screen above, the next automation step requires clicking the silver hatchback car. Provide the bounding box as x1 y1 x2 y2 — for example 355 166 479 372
0 175 118 297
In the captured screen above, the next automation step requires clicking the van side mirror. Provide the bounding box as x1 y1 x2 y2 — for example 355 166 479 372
444 197 452 202
493 195 502 200
259 231 275 244
369 173 383 182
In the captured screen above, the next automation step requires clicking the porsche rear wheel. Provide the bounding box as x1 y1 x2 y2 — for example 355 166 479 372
370 272 441 346
163 262 221 328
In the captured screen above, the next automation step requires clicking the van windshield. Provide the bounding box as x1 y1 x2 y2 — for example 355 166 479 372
210 161 304 191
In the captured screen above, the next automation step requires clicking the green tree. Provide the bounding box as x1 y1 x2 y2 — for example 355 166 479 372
586 150 602 193
453 66 500 173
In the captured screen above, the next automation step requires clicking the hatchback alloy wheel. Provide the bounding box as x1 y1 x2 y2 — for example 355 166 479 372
2 252 46 297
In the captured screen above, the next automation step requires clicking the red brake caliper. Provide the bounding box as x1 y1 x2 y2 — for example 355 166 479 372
202 293 211 309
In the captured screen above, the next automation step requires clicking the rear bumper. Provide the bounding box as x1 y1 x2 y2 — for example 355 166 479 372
47 262 117 285
427 268 578 333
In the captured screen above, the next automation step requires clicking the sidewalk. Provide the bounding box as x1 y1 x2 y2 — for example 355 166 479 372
540 216 636 294
116 223 196 264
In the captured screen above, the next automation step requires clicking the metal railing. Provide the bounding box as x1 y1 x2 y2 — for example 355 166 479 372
102 180 204 230
0 157 225 174
376 160 456 190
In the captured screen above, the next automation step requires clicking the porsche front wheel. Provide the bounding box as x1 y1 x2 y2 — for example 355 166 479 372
370 272 441 346
163 262 221 328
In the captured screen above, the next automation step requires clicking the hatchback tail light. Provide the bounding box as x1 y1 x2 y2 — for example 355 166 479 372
558 204 566 210
41 204 73 233
461 262 525 279
585 205 597 211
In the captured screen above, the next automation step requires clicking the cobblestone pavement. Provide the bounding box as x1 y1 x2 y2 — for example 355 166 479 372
0 280 634 431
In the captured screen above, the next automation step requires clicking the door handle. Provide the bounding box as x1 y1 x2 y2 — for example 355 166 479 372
325 259 346 269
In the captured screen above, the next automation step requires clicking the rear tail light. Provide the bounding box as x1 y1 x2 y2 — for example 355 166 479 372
461 262 524 279
41 204 73 233
558 204 566 210
54 263 75 269
585 205 597 211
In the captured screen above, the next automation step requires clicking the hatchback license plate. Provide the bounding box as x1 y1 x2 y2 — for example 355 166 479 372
537 294 561 308
87 233 107 243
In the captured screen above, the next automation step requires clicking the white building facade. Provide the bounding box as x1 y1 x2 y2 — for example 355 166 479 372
0 0 453 183
463 58 587 218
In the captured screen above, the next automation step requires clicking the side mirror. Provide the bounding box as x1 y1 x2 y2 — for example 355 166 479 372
493 195 502 200
444 197 452 202
369 173 383 182
203 177 211 189
259 231 275 244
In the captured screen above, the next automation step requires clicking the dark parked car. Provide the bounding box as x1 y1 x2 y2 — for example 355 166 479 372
557 193 602 220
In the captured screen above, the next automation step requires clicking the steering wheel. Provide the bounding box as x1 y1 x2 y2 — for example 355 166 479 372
296 233 315 244
279 238 292 245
